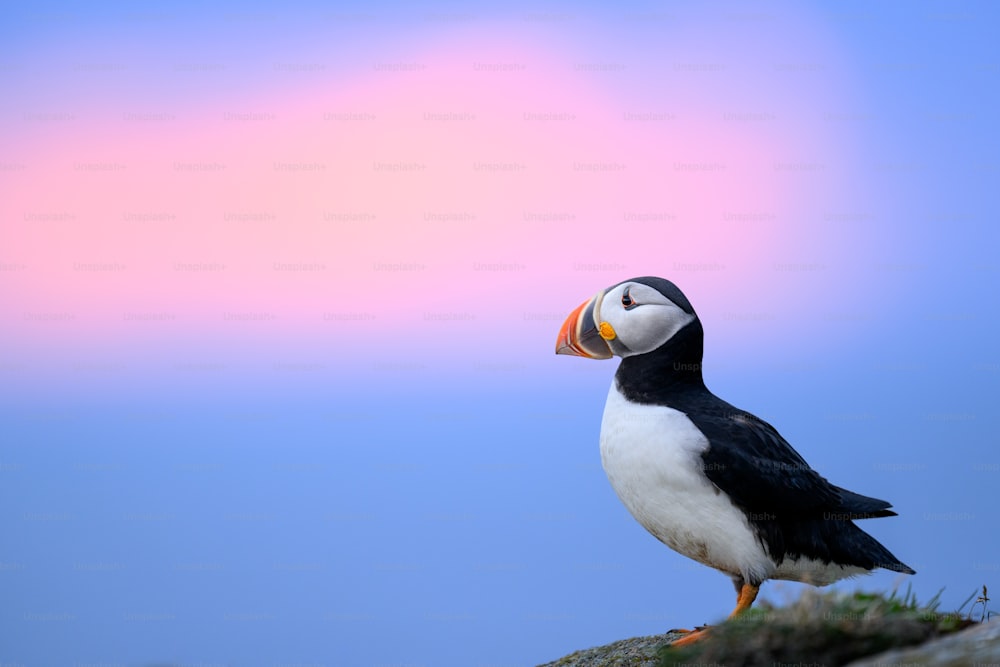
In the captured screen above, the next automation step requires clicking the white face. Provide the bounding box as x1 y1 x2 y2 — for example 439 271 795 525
596 282 696 357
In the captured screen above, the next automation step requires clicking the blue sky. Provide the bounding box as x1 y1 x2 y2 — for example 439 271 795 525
2 2 999 666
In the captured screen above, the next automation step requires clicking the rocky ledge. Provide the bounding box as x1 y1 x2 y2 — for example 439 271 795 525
538 589 997 667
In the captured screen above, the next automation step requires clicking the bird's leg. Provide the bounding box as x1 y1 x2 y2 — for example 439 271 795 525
669 582 760 647
728 582 759 619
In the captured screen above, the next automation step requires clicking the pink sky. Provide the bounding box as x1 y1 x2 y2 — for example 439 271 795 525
1 26 866 366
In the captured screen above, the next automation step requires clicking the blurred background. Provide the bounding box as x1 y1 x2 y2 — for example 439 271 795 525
1 2 998 666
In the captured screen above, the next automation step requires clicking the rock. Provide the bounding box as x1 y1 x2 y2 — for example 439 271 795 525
540 622 999 667
537 589 991 667
536 631 686 667
845 619 1000 667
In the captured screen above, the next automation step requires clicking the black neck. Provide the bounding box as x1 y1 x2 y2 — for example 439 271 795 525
614 318 707 404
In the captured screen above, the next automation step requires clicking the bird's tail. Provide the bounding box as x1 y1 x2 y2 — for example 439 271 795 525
831 520 915 575
834 487 898 520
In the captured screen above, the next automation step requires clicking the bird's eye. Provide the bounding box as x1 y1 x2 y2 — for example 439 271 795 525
621 288 638 309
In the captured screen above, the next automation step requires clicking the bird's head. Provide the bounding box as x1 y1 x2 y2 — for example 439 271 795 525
555 276 698 359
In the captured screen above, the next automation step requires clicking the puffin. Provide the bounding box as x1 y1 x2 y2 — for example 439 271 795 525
555 276 914 644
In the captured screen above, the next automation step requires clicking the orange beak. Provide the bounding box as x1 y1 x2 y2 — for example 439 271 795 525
555 292 613 359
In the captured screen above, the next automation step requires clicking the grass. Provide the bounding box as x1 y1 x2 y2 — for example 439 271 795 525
655 585 980 667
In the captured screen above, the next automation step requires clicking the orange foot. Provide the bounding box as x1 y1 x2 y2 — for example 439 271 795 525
668 582 760 647
669 626 710 646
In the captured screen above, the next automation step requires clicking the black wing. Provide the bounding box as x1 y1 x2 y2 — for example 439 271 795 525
691 400 896 520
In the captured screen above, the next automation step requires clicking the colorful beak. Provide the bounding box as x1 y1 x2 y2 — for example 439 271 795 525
555 291 613 359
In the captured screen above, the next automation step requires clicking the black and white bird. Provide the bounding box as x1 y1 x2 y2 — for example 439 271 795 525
555 276 913 643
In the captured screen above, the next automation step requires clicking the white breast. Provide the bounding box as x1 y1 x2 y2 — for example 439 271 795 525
599 382 775 584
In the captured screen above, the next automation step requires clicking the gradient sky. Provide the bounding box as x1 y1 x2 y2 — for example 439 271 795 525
1 2 999 666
